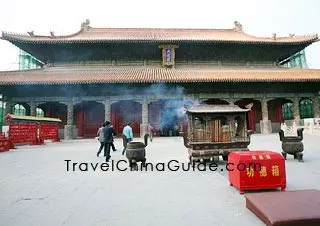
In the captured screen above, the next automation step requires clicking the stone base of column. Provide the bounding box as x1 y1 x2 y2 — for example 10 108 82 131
260 120 272 134
64 125 77 140
140 124 147 138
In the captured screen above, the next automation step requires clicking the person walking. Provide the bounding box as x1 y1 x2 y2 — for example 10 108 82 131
110 124 117 152
102 121 117 162
147 123 154 142
122 122 133 155
96 123 105 157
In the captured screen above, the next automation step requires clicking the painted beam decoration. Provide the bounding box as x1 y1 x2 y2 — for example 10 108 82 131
158 45 179 68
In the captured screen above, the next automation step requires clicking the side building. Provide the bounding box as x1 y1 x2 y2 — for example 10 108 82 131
0 20 319 139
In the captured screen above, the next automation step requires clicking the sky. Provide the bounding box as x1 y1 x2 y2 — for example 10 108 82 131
0 0 319 70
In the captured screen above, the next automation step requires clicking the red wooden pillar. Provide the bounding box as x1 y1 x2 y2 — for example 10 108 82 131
267 100 284 123
111 103 118 134
247 108 256 131
149 102 161 133
78 104 84 137
81 105 85 137
45 107 51 117
277 105 284 123
235 100 258 132
274 100 284 123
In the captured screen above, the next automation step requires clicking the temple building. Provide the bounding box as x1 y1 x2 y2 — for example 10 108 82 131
0 20 319 139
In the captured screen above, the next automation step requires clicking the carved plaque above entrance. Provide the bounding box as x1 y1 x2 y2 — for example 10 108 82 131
158 45 179 68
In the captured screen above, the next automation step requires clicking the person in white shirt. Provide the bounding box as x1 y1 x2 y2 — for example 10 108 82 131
122 122 133 155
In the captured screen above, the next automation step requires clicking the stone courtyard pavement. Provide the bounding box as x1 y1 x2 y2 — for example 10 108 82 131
0 134 319 226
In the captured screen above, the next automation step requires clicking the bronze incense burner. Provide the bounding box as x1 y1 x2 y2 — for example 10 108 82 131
279 128 304 162
124 134 149 167
183 104 252 163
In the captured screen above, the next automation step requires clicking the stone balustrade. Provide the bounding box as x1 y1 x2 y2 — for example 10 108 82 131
281 118 320 136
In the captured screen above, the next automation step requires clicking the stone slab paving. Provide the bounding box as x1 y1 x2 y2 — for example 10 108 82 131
0 134 319 226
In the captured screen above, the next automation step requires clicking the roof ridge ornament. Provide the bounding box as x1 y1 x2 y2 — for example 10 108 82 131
272 33 277 40
81 19 91 31
234 21 243 32
27 31 34 36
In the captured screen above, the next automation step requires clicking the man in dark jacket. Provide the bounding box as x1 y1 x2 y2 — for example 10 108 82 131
102 121 117 162
110 124 117 152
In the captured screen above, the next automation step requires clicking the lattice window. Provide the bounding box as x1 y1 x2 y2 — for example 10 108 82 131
13 104 26 116
0 101 4 127
282 103 293 120
300 99 313 119
36 108 44 117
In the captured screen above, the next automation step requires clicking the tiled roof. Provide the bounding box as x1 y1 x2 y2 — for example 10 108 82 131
0 66 320 85
1 21 318 44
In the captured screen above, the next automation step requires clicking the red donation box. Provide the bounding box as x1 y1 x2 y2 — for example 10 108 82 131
0 132 12 152
228 150 286 194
